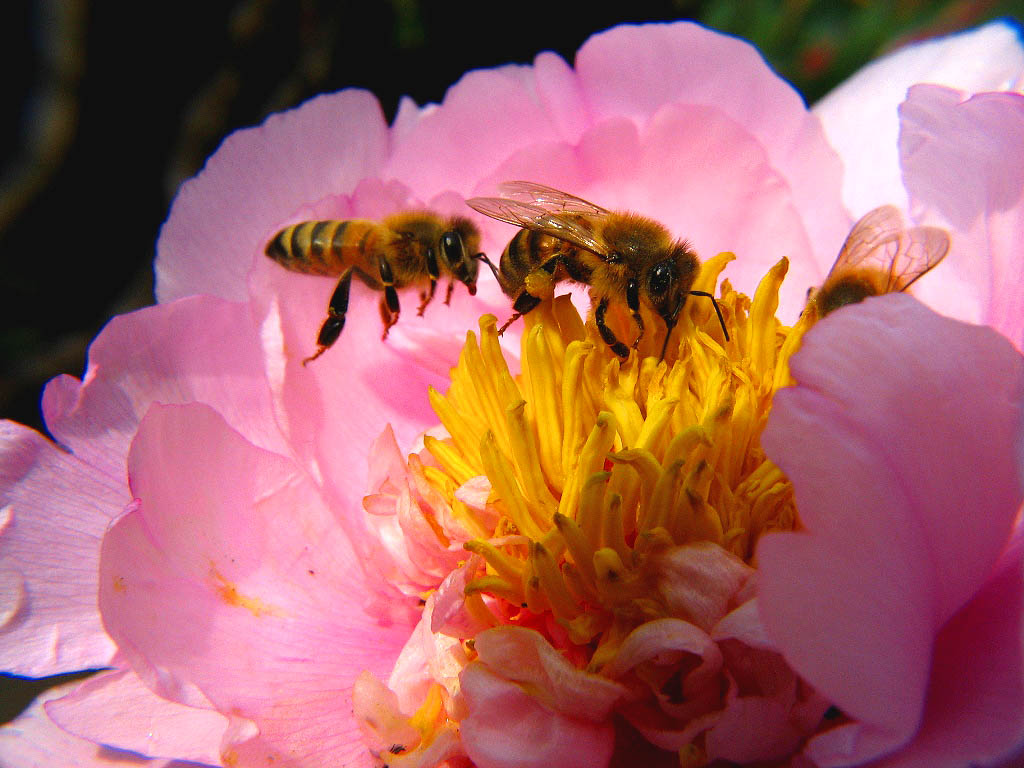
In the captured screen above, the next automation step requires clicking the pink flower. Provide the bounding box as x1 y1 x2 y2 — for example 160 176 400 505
2 19 1023 768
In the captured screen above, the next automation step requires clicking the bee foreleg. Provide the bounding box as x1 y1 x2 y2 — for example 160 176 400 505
595 297 629 359
418 280 437 316
626 278 644 348
378 257 401 339
419 247 440 315
303 268 353 366
475 252 501 282
444 281 455 305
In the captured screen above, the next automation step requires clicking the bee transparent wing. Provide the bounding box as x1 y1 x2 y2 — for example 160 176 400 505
830 205 949 292
496 181 612 217
465 194 610 257
888 225 950 292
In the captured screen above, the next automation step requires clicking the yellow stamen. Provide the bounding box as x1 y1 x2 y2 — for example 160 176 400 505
418 256 802 719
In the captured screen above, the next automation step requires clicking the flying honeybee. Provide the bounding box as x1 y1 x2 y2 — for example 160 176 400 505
265 212 482 364
466 182 727 360
805 205 949 321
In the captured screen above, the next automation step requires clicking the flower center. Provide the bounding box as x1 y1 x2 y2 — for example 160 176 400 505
424 253 800 658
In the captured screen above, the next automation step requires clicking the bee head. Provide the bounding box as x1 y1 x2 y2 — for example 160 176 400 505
645 257 682 323
441 220 481 296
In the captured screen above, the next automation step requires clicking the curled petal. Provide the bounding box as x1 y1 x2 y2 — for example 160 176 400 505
472 627 626 721
45 666 227 764
814 20 1024 215
899 84 1024 349
99 403 411 767
760 295 1024 763
0 422 120 675
459 662 615 768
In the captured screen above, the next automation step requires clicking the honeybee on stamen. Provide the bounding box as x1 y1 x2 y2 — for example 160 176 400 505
466 181 728 360
265 212 483 364
805 205 949 321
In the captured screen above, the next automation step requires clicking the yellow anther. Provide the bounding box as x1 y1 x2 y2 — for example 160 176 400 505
524 325 564 492
529 541 581 621
479 430 543 540
553 512 598 594
424 435 477 487
465 575 525 606
463 539 525 584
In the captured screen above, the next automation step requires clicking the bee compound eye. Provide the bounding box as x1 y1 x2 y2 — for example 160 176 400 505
648 261 675 296
441 231 465 263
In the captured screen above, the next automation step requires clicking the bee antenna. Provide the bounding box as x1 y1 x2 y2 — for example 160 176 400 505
689 290 729 342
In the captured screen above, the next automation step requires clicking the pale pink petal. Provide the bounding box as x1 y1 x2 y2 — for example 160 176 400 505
472 627 626 721
0 680 196 768
429 554 492 639
711 598 775 651
860 528 1024 768
42 296 288 484
899 85 1024 348
383 66 566 201
759 295 1024 764
45 666 227 764
0 422 120 675
156 90 389 302
98 403 411 768
459 662 615 768
653 542 754 633
706 695 803 763
387 590 471 715
814 21 1024 215
576 21 849 276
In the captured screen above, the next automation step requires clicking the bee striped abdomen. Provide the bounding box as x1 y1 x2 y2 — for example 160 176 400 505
265 220 360 276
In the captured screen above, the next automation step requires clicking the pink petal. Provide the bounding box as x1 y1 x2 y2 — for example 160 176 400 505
862 528 1024 768
759 295 1024 763
45 666 227 763
156 90 389 302
386 589 471 715
576 21 849 277
653 542 754 633
459 662 615 768
42 295 288 484
0 422 120 675
899 84 1024 349
472 627 626 721
383 66 566 201
705 695 803 763
0 680 185 768
814 21 1024 215
99 403 411 767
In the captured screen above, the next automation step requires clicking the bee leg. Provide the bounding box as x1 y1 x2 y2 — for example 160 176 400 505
303 268 353 366
444 280 455 306
475 252 501 282
626 278 644 348
378 257 401 339
418 247 441 315
418 281 437 316
595 297 630 359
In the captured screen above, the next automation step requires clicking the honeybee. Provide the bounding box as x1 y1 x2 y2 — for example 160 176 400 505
265 212 482 364
805 205 949 321
466 182 727 360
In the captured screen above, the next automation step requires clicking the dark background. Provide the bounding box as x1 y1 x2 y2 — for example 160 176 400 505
0 0 1020 727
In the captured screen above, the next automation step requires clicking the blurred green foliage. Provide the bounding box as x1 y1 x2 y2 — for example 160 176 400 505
687 0 1023 101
